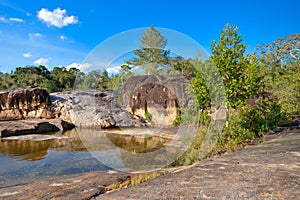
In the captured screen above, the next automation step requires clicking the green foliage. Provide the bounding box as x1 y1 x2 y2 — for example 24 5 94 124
257 33 300 65
72 69 114 90
174 97 289 166
0 65 79 92
0 65 128 93
144 110 152 123
51 66 79 91
271 62 300 115
211 24 264 108
190 59 218 111
169 57 196 76
258 34 300 117
215 98 290 152
126 26 171 74
0 73 16 90
190 70 210 111
216 110 255 151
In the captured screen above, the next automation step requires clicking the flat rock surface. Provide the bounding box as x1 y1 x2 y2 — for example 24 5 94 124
0 171 130 200
0 119 73 138
0 130 299 199
101 130 300 200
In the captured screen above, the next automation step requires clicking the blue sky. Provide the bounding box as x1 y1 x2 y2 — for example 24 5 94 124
0 0 299 73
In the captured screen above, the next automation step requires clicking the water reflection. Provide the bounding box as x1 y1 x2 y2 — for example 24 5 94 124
0 131 88 161
0 128 172 161
78 128 188 172
105 133 167 153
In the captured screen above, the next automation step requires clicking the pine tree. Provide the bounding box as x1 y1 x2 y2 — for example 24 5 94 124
127 26 170 74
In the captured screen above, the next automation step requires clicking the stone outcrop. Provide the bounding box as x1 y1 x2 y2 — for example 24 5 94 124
0 86 52 120
0 76 190 129
51 90 147 128
122 75 190 126
0 119 74 138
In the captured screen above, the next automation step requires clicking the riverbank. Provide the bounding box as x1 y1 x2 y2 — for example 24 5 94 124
1 129 299 199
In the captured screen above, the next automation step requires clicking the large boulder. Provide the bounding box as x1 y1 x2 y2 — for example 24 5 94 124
51 90 147 128
0 86 53 120
122 75 191 126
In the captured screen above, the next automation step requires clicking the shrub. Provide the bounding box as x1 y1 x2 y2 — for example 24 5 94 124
173 97 290 166
215 98 290 152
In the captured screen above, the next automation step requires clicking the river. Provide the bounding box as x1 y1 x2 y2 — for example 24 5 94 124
0 127 183 188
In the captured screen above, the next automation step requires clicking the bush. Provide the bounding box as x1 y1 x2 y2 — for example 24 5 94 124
173 98 290 166
215 98 290 152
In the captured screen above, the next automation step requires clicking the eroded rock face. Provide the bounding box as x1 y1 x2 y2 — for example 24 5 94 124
0 86 52 120
130 83 179 126
51 90 147 128
122 75 190 126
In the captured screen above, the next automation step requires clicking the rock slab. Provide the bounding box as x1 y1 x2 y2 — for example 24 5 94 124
102 131 300 199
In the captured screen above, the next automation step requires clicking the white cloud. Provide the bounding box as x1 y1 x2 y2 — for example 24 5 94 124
66 62 91 71
23 52 32 58
37 8 78 28
0 17 7 22
9 17 24 23
0 16 24 23
29 33 43 40
34 57 49 66
106 65 122 74
60 35 67 40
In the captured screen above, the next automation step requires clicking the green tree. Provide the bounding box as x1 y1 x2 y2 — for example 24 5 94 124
257 34 300 116
257 34 300 90
169 56 197 76
51 67 78 91
127 26 170 74
211 24 264 108
76 70 112 90
257 33 300 64
13 66 52 89
0 73 15 90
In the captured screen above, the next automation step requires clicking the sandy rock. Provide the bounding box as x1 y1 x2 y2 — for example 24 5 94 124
0 86 53 120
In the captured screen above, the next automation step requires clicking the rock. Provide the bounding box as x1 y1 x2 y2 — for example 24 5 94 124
122 75 190 126
0 171 131 200
61 119 76 130
0 119 75 138
50 90 147 128
0 120 58 138
102 130 300 200
0 86 53 120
